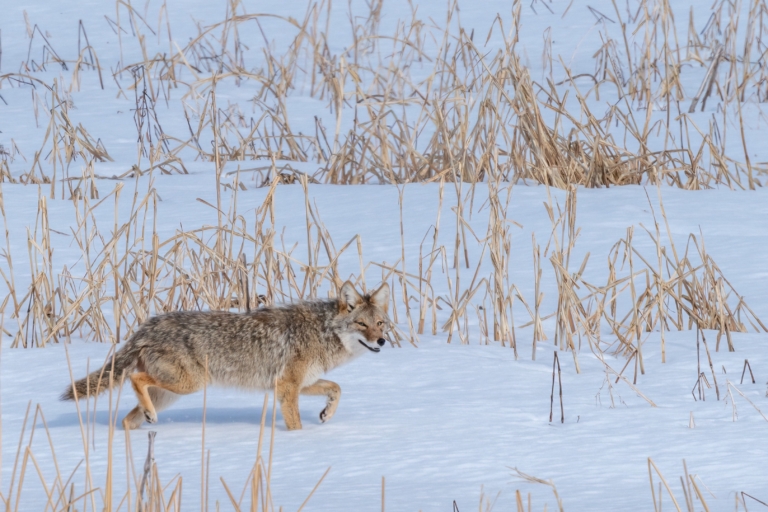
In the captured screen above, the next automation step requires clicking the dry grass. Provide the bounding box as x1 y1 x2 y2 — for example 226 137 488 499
5 0 764 188
4 169 387 348
573 187 767 365
647 458 712 512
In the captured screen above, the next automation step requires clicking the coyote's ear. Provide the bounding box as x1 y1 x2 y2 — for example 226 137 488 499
339 281 363 312
369 282 390 314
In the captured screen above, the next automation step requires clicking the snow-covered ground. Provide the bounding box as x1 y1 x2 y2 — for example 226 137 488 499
2 183 767 510
2 0 768 510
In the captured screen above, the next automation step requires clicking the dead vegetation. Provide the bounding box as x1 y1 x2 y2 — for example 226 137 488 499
4 170 414 349
5 0 768 188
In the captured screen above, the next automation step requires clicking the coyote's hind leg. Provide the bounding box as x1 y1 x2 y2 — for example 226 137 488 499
127 372 161 426
301 379 341 423
123 388 180 429
122 387 181 430
122 366 200 430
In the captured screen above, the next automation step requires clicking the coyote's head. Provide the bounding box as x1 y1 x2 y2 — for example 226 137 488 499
335 281 391 354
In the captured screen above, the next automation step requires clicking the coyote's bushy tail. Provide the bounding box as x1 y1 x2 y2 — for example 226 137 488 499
61 345 138 401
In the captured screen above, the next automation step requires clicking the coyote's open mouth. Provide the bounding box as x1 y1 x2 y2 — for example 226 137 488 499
358 339 381 353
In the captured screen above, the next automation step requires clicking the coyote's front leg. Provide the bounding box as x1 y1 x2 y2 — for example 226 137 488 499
275 376 302 430
301 379 342 423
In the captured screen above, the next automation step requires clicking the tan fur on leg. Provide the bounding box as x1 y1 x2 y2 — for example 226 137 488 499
276 378 302 430
276 357 311 430
123 374 193 430
301 379 341 423
150 373 203 395
129 372 160 424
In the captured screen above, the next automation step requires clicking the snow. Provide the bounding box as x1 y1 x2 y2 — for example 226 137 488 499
1 0 768 510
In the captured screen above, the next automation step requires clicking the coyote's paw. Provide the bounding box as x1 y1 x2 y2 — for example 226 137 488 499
142 408 158 424
319 406 334 423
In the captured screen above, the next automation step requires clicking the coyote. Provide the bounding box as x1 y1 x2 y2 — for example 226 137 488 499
62 281 391 431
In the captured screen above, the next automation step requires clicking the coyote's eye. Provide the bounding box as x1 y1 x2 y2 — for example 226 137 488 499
356 321 368 328
377 321 384 327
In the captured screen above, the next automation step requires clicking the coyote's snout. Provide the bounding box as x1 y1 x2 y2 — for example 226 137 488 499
62 281 391 431
358 338 386 353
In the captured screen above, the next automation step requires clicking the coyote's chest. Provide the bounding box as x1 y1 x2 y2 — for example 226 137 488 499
299 334 362 387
